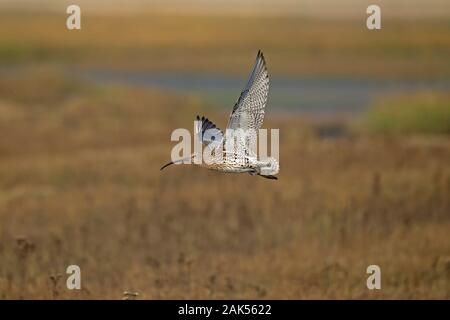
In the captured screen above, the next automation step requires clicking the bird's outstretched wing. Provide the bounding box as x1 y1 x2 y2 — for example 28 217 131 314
227 50 269 131
195 115 223 148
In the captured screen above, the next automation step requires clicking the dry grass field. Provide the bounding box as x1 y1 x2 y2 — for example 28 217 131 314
0 9 449 299
0 69 449 299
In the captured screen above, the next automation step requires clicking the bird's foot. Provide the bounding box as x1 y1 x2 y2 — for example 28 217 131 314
259 174 278 180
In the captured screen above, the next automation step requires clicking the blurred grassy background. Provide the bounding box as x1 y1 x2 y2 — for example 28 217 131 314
0 12 449 77
367 92 450 134
0 0 449 299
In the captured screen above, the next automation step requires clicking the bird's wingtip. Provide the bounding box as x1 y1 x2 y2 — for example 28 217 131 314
255 50 266 68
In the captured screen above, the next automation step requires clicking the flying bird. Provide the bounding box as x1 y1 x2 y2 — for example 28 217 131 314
161 50 279 179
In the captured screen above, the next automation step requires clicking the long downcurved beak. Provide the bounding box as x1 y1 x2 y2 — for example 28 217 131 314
160 161 175 171
160 156 193 171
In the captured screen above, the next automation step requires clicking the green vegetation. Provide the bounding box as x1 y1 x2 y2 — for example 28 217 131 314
367 92 450 134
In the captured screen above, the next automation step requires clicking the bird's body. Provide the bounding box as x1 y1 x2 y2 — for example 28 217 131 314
197 154 267 174
161 50 279 180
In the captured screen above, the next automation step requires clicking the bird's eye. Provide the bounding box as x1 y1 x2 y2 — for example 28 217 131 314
211 136 215 141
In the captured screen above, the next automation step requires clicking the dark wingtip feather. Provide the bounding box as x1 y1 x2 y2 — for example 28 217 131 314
254 50 266 74
257 49 264 60
195 115 223 139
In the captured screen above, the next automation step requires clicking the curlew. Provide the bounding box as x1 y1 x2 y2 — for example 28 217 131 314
161 50 279 180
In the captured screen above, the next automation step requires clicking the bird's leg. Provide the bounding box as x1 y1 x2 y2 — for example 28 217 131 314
258 174 278 180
